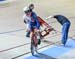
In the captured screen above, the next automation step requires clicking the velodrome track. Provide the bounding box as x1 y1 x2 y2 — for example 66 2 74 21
0 0 75 59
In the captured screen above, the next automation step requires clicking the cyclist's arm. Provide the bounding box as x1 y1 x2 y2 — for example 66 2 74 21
23 15 28 24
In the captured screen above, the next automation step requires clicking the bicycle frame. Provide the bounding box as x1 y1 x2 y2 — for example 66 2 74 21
30 29 40 55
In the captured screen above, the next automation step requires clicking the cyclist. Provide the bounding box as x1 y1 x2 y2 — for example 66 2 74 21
23 4 37 37
23 6 41 55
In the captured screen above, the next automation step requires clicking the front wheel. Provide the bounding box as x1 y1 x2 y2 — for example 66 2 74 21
31 33 38 55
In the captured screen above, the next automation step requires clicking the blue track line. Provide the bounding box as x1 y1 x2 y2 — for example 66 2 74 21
25 39 75 59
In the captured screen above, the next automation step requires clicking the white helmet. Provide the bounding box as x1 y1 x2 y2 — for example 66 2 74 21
23 7 29 12
23 6 32 13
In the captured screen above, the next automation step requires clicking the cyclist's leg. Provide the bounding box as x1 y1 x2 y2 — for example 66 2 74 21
31 31 38 55
34 29 41 45
30 26 40 55
29 25 35 55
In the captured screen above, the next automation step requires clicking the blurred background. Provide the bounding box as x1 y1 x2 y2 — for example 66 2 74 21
0 0 75 59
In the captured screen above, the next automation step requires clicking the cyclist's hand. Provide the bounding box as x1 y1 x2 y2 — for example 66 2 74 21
34 28 40 32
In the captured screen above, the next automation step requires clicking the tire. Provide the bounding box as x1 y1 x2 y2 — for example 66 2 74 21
31 33 38 55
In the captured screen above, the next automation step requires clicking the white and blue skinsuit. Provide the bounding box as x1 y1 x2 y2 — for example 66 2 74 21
23 12 40 37
54 15 71 45
29 12 40 31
